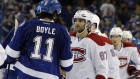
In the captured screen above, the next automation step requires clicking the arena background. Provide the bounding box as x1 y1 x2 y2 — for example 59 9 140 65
0 0 140 43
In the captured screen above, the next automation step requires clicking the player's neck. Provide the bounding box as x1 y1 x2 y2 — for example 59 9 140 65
114 42 122 51
77 30 88 38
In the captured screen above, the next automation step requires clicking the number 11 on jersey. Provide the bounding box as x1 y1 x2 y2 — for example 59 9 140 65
31 36 54 62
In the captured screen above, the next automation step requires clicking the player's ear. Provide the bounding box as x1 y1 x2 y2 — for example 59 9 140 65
86 21 91 28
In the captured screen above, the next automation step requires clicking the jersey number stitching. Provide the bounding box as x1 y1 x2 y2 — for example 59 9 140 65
30 36 54 62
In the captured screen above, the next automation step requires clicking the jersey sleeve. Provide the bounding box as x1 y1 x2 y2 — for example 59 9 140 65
5 22 28 62
1 28 14 48
0 28 14 68
90 43 108 79
130 47 140 70
0 44 7 66
59 27 73 72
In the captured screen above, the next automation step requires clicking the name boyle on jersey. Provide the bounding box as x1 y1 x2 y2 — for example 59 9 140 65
36 26 56 35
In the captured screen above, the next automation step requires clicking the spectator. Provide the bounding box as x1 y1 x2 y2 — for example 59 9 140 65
132 20 140 38
116 2 129 24
125 0 136 12
100 0 115 17
137 32 140 41
103 20 112 35
88 1 99 14
74 0 85 11
103 8 115 26
134 4 140 20
114 19 124 28
125 14 137 30
59 5 74 31
2 18 13 39
1 0 140 43
99 19 105 32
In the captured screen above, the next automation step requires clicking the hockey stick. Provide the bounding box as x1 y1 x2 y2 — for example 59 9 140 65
128 71 140 79
14 19 18 35
6 19 18 79
6 64 10 79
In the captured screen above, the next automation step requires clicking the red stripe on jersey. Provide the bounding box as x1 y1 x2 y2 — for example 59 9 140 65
87 33 105 46
138 50 140 54
123 42 136 47
70 32 76 37
96 75 106 79
71 48 85 54
119 58 127 60
123 42 140 55
119 57 128 68
100 36 112 45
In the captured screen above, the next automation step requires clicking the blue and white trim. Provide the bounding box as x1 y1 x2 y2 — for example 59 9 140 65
6 45 20 58
14 61 59 79
6 64 15 70
60 58 73 67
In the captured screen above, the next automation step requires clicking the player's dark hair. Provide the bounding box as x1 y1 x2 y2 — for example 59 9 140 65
36 11 58 20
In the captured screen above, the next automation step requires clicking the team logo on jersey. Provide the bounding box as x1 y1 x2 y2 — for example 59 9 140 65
119 57 128 68
71 47 86 63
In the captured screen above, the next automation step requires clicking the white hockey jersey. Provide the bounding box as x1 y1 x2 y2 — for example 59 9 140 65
66 32 108 79
0 44 7 66
114 42 140 79
100 36 120 79
0 44 6 79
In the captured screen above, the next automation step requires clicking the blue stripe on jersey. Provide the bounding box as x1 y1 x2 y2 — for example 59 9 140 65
6 45 20 58
6 55 17 63
60 64 73 71
60 58 73 71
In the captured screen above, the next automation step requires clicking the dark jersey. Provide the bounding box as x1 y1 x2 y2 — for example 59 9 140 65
5 19 73 79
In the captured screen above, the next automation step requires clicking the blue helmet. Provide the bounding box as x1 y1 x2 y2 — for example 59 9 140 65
35 0 62 15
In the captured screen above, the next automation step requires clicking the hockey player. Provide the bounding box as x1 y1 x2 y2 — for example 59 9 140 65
122 31 140 54
1 27 20 79
0 45 6 79
109 27 140 79
121 31 140 78
122 31 133 42
89 14 100 33
0 27 11 79
3 0 73 79
0 19 20 79
0 28 13 79
90 13 120 79
66 10 108 79
122 31 140 53
0 64 6 79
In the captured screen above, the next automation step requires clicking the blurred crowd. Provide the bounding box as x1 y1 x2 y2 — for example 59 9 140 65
1 0 140 42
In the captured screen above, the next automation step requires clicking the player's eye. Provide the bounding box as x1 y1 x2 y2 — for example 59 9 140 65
110 36 113 38
74 18 77 22
79 19 84 22
74 18 85 23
